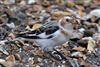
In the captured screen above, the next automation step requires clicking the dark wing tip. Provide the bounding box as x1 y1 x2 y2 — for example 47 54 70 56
16 33 42 39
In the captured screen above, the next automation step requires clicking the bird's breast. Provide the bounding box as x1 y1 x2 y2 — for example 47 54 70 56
34 30 70 49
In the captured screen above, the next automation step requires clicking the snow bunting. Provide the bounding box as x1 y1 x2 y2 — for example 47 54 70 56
16 15 82 52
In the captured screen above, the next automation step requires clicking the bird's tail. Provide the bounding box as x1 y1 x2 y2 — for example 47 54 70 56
16 33 42 39
16 30 41 39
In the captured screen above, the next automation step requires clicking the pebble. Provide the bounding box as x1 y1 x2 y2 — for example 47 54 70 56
83 30 94 37
78 28 85 33
6 23 16 29
77 40 88 48
28 0 36 4
0 0 99 67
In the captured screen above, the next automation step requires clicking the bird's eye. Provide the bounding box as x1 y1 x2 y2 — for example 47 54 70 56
65 16 72 22
66 19 70 22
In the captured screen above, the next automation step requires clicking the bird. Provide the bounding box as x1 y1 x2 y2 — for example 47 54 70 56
16 15 82 52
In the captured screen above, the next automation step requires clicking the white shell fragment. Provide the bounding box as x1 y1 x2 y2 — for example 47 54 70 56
90 9 100 18
78 28 85 33
87 40 95 53
28 0 36 4
6 23 16 29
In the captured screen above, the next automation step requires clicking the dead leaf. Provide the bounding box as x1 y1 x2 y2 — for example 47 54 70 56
62 42 69 48
32 24 42 30
87 40 95 52
52 11 63 17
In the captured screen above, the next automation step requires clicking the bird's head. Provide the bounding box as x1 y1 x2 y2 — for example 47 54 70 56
58 15 83 39
58 15 77 32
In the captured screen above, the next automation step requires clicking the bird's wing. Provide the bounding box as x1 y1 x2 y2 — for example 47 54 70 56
16 25 59 39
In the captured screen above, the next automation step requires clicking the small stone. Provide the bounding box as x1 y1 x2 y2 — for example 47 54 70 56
4 0 15 4
38 57 42 62
72 47 86 52
83 30 94 37
36 65 40 67
77 40 88 48
71 52 84 58
6 55 15 62
6 55 15 67
8 33 16 39
6 23 16 29
0 59 6 63
14 54 21 61
96 39 100 46
32 4 43 12
69 59 79 67
28 0 36 4
52 11 63 17
78 28 85 33
28 57 34 64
